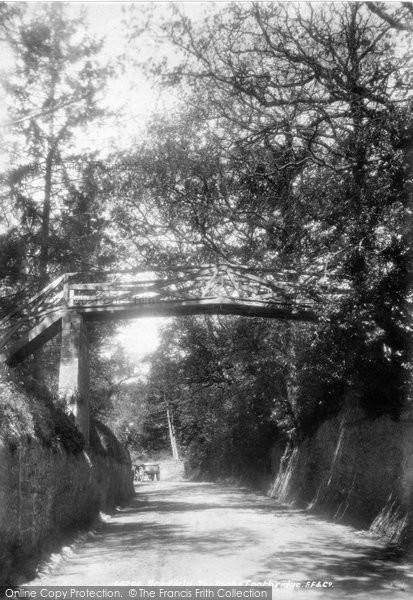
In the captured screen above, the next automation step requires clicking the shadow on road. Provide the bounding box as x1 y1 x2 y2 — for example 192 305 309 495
128 482 413 597
252 541 411 596
25 480 413 597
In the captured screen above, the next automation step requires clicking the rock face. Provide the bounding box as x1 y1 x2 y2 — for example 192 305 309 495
269 401 413 545
0 419 134 584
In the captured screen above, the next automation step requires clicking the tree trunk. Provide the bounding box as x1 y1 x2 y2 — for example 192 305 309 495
39 147 53 287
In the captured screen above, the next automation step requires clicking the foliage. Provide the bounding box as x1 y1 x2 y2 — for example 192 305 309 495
1 2 112 290
0 2 411 482
0 3 116 389
0 366 84 453
139 316 307 478
124 2 412 477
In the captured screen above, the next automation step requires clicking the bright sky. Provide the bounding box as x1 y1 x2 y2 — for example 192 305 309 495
114 317 166 369
77 2 226 363
82 2 173 362
83 1 224 362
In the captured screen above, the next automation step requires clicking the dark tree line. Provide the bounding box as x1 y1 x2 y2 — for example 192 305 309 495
120 2 412 473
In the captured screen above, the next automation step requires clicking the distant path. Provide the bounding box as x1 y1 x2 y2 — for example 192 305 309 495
26 481 413 599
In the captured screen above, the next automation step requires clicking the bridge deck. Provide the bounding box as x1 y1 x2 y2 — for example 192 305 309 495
0 264 337 367
75 296 317 322
2 298 315 367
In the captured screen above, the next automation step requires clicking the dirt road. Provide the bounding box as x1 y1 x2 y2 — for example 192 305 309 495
26 481 413 599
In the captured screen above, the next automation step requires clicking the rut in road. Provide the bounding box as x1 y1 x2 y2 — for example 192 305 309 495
26 481 413 599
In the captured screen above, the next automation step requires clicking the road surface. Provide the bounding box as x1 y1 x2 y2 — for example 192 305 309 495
26 481 413 599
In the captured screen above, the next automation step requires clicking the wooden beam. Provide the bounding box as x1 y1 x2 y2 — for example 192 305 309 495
3 310 65 367
70 298 317 323
0 274 65 328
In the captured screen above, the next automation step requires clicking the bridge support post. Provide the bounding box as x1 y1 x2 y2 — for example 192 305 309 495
58 312 89 445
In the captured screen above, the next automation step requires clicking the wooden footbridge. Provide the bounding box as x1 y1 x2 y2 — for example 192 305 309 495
0 263 345 443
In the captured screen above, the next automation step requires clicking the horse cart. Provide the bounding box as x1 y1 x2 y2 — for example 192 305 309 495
134 463 160 482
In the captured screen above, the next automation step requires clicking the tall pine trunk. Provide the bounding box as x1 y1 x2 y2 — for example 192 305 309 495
39 147 53 287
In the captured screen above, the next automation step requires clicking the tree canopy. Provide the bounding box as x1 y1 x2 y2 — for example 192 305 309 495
0 1 411 476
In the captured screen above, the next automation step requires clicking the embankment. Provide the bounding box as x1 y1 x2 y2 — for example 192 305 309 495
269 400 413 546
0 373 134 583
